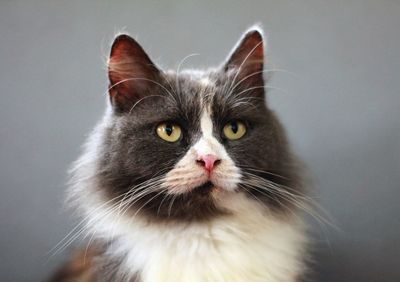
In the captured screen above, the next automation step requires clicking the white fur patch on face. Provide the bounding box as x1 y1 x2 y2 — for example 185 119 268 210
162 108 241 194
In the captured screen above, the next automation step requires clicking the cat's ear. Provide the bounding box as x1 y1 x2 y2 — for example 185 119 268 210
224 27 265 87
108 34 161 112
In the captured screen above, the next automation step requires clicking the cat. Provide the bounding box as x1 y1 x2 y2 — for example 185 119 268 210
52 26 309 282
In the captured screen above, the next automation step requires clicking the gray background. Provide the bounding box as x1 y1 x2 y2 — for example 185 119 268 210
1 1 399 281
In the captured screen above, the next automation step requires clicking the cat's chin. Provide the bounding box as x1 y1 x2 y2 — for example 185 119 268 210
121 181 228 222
191 181 215 196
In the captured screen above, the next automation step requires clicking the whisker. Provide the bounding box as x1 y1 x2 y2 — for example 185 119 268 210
240 171 337 229
237 165 289 180
116 176 166 216
115 163 175 214
46 192 131 258
227 40 264 96
118 186 166 223
109 77 177 104
175 53 200 102
48 201 119 259
48 164 175 259
238 184 266 207
168 194 178 217
233 85 287 98
128 95 166 114
157 192 172 216
228 69 292 97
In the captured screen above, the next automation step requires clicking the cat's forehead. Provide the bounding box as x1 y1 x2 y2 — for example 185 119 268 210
149 69 264 125
163 69 228 105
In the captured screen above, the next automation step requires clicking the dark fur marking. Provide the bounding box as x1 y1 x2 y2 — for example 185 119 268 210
93 33 303 222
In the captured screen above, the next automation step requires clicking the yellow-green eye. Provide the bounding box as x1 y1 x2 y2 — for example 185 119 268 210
223 121 246 140
156 123 182 142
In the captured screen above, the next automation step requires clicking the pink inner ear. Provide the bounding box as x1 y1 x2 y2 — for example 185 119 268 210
239 31 264 63
107 34 160 110
225 29 265 79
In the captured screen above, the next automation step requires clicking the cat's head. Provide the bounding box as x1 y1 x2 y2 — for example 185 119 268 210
77 27 300 222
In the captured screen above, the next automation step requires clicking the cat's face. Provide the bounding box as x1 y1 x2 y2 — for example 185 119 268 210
96 28 297 221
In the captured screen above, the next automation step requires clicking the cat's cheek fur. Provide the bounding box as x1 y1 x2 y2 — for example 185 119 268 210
85 192 307 282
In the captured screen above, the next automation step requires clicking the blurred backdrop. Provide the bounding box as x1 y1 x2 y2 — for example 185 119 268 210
0 1 399 281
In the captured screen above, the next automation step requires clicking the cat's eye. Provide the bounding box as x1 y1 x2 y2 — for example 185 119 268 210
223 121 246 140
156 123 182 142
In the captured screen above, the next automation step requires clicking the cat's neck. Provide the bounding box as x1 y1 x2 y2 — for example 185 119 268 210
84 192 307 282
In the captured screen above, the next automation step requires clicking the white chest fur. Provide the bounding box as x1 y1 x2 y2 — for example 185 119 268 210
89 193 307 282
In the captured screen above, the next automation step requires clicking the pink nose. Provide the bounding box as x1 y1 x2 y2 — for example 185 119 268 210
196 154 221 172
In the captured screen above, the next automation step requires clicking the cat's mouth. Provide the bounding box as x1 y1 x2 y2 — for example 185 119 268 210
192 181 215 196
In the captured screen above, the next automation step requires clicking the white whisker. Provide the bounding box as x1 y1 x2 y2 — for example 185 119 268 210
241 170 337 230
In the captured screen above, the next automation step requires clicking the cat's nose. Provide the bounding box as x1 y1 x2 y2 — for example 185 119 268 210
196 154 221 172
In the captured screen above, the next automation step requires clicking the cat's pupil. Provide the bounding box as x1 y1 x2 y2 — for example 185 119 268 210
231 121 238 134
165 124 173 136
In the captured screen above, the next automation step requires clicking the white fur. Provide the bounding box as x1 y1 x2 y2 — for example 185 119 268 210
84 191 306 282
70 92 307 282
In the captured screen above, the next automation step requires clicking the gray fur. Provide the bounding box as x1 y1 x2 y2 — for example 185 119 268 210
64 28 307 281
